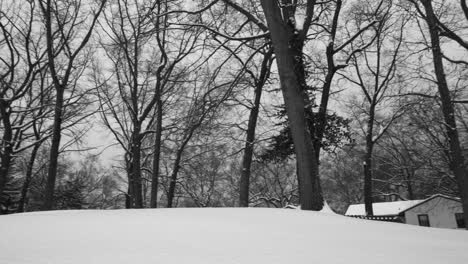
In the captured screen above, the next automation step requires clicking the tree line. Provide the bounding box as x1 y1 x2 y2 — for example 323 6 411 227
0 0 467 228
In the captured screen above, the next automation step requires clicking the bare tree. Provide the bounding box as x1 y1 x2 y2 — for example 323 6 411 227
38 0 107 210
96 0 205 208
237 48 273 207
311 0 380 160
17 68 56 212
211 0 377 210
215 1 380 208
176 0 274 207
341 1 409 215
0 0 50 211
165 64 241 207
407 0 468 229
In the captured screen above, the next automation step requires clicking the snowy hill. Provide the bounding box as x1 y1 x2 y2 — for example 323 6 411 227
0 208 467 264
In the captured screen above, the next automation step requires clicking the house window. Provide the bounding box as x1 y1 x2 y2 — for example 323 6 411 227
455 213 465 228
418 214 430 227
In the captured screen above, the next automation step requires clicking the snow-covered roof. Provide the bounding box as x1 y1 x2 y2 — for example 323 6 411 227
345 200 423 216
345 194 461 216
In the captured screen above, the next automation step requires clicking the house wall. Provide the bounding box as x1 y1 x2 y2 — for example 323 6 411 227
404 197 463 229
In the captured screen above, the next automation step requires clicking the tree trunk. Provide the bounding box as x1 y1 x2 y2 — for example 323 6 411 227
0 102 13 211
130 125 143 208
167 148 183 208
239 83 263 207
364 104 375 216
42 87 64 211
239 50 272 207
261 0 323 210
125 184 132 209
420 0 468 229
405 168 415 200
17 142 41 213
150 96 163 208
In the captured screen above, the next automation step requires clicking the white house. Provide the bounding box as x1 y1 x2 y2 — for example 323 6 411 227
345 194 465 229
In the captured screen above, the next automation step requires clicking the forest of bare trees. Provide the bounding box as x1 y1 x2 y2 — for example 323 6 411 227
0 0 467 228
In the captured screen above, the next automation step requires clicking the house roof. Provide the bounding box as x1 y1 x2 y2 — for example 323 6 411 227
344 194 461 216
345 200 423 216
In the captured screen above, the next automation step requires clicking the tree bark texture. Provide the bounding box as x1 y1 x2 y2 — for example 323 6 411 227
150 95 163 208
364 104 376 216
260 0 323 210
0 102 13 211
130 125 143 208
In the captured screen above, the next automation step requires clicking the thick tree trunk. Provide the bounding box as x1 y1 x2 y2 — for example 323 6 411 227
261 0 323 210
239 50 272 207
17 142 41 213
42 88 64 211
363 153 374 215
150 97 163 208
0 103 13 211
364 105 376 216
130 125 143 208
421 0 468 229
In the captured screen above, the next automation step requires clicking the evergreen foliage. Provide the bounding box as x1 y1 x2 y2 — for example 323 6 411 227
260 109 352 162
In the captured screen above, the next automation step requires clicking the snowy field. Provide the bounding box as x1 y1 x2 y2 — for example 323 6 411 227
0 208 467 264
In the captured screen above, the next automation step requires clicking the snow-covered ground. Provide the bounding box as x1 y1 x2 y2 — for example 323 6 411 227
0 208 467 264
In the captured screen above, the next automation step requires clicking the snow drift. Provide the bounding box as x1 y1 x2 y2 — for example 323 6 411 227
0 208 467 264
